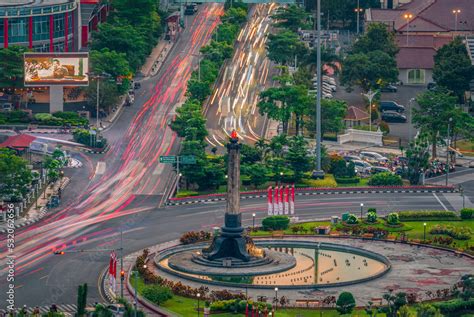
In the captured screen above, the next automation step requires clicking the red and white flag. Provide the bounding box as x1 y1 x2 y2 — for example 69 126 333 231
290 184 295 215
279 186 284 215
267 186 273 215
284 185 289 214
274 186 279 214
109 251 117 293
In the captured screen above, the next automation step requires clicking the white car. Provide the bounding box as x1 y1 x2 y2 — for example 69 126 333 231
1 103 13 112
352 160 372 173
360 151 389 163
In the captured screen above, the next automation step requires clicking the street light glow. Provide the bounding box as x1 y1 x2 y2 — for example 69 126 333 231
404 13 413 19
452 9 461 14
252 213 256 217
275 287 278 291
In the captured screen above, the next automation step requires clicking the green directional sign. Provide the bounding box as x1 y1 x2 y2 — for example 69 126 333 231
181 155 196 164
159 155 177 164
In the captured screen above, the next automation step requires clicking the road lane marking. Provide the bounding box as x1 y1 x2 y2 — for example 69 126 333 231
433 193 448 211
95 162 106 175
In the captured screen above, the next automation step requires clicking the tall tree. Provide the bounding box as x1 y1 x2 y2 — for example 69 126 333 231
0 149 33 200
413 89 457 158
307 99 348 137
340 50 398 91
352 23 398 57
271 5 309 32
171 100 208 141
90 48 131 93
285 136 312 182
404 134 431 185
85 79 121 114
0 46 28 88
266 31 308 65
433 37 474 102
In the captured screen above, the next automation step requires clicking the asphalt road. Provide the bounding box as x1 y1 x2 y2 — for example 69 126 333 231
2 189 470 307
205 4 277 148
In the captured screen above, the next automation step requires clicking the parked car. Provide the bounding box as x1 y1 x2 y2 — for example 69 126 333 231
380 84 397 93
371 166 392 174
107 304 125 316
311 170 325 179
134 82 141 89
380 101 405 113
1 103 13 112
360 151 389 164
427 82 437 90
381 111 407 123
185 4 197 14
352 160 372 173
343 155 362 162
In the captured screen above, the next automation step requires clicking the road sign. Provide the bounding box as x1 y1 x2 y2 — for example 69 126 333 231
181 155 196 164
159 156 177 164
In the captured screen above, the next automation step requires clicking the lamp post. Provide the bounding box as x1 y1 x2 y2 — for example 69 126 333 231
354 0 363 35
252 213 256 230
89 72 112 130
279 172 283 186
177 172 182 196
452 9 461 32
274 287 278 311
362 90 378 132
423 222 427 241
403 13 413 45
133 270 138 317
315 0 322 173
197 293 201 317
360 203 364 219
446 117 452 186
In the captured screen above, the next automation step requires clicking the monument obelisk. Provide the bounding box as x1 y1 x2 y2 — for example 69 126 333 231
203 130 251 261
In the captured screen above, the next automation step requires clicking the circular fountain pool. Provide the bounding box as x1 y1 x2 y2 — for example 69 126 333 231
154 240 391 289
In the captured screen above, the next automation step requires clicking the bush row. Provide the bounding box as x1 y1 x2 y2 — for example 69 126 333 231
210 299 271 313
179 231 212 244
434 299 474 315
368 172 403 186
398 210 459 221
460 208 474 220
429 225 472 240
334 177 360 184
0 111 88 126
262 216 290 231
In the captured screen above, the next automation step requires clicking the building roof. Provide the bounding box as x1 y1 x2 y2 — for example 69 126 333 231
0 134 36 149
395 34 452 48
397 47 437 69
0 0 73 7
368 0 474 33
345 106 369 121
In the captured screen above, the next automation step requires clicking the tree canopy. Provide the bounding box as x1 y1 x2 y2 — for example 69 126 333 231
0 149 33 200
266 31 308 65
352 23 398 57
0 46 29 88
271 5 309 32
433 37 474 102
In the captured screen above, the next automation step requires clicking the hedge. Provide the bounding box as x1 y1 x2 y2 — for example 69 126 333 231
460 208 474 220
368 172 403 186
262 216 290 231
433 299 474 315
335 177 360 184
398 211 459 221
142 285 173 305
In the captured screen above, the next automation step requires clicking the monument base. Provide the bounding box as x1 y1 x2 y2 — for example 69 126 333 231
203 213 251 262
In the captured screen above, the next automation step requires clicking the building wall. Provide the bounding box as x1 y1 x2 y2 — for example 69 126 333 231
381 0 412 9
399 68 433 85
0 1 78 52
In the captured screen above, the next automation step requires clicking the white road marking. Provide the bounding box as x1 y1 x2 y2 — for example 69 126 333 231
433 192 448 211
95 162 106 175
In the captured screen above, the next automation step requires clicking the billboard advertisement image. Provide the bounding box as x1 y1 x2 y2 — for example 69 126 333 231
24 53 89 86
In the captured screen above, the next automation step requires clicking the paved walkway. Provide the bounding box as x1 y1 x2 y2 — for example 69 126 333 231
141 39 174 78
138 237 473 307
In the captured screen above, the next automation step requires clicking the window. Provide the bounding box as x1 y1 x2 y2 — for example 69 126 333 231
8 17 29 43
53 41 65 52
33 16 50 41
67 12 73 36
407 69 426 84
33 43 50 52
0 19 4 44
53 14 65 38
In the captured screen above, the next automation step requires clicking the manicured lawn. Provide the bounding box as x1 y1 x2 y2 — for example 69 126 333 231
336 178 370 187
456 139 474 157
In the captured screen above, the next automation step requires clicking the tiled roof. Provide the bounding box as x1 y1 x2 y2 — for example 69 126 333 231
369 0 474 32
395 34 452 48
397 47 437 69
345 106 369 121
0 134 36 148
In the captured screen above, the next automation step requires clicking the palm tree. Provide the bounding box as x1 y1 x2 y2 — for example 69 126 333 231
255 138 269 161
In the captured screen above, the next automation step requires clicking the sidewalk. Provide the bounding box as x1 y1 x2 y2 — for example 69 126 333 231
0 177 70 233
140 40 174 78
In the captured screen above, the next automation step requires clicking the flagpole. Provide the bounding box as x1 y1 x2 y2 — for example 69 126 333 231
120 226 124 299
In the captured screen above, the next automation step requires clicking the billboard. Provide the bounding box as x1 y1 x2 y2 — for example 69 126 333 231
24 53 89 86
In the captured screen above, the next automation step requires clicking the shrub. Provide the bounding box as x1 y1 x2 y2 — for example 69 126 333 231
176 190 199 198
180 231 211 244
368 172 403 186
367 208 377 214
336 292 356 315
433 299 474 315
460 208 474 220
366 211 377 223
429 225 472 240
300 176 337 188
262 216 290 231
398 210 459 221
335 177 360 184
346 214 359 225
387 212 400 225
379 120 390 135
142 285 173 305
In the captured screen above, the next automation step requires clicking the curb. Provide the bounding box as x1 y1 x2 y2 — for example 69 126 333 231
166 187 456 206
79 143 110 154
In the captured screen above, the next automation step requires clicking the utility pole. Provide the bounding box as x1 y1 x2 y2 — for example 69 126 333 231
446 117 452 186
120 227 124 298
316 0 322 172
362 90 378 132
96 78 100 130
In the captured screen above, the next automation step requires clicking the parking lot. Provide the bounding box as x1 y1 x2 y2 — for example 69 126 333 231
334 83 426 144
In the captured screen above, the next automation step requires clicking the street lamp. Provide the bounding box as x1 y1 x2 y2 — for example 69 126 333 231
446 117 452 186
360 203 364 219
423 222 427 242
274 287 279 310
362 90 378 132
459 185 465 209
354 0 364 35
403 13 413 45
252 213 256 230
452 9 461 32
133 271 139 317
177 172 183 195
197 293 201 317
